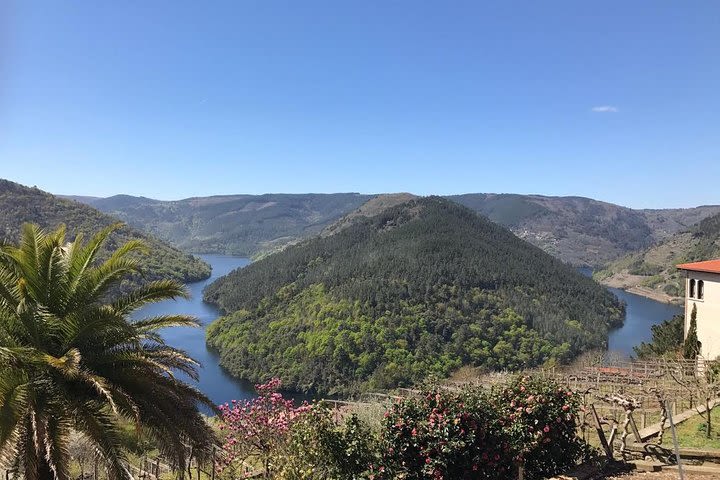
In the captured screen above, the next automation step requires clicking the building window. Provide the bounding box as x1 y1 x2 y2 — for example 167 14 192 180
690 279 696 298
698 280 704 300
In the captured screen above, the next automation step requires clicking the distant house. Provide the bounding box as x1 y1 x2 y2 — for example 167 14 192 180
677 259 720 360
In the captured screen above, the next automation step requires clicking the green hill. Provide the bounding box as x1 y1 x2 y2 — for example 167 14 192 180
596 211 720 301
0 179 210 285
204 197 624 394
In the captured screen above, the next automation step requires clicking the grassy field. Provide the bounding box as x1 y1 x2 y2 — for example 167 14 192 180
672 406 720 449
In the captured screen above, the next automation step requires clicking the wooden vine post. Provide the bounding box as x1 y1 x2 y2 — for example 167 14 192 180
648 387 668 445
601 394 641 457
589 404 614 458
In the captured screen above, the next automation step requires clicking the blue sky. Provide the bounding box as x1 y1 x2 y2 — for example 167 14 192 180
2 1 718 208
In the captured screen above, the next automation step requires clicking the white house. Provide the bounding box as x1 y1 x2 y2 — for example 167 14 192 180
677 259 720 361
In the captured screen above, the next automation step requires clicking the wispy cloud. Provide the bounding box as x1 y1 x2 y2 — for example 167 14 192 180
591 105 619 113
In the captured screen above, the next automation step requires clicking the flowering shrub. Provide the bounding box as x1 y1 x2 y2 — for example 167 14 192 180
217 378 310 478
275 404 378 479
217 376 588 479
375 388 512 479
491 376 588 479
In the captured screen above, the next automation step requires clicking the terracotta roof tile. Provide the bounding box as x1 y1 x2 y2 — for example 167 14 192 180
677 259 720 274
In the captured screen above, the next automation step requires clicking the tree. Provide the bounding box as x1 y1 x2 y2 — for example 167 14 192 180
683 304 700 359
0 224 217 480
633 314 684 359
274 406 378 480
217 378 310 479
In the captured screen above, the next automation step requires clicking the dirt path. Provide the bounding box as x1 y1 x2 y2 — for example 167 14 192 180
606 472 713 479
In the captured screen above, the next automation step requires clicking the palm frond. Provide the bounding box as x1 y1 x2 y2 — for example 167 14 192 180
72 405 131 480
112 280 189 315
0 224 217 478
43 416 72 480
131 314 198 332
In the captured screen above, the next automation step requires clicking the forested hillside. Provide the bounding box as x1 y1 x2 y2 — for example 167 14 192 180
0 179 210 284
71 191 720 266
205 197 624 394
76 193 374 256
450 194 720 267
597 211 720 301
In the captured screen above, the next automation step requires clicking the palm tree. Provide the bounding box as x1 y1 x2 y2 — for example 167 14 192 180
0 224 217 479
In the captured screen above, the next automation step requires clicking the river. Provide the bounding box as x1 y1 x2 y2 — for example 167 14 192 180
132 254 256 411
576 267 682 355
606 287 681 354
136 256 682 409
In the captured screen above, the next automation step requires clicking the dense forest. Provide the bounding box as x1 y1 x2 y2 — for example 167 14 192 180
597 211 720 299
0 179 210 284
205 197 624 394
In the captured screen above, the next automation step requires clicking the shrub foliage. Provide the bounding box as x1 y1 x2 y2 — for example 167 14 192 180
216 376 589 480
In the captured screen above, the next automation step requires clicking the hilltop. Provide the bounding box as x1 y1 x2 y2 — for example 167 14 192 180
204 197 624 394
0 179 210 284
67 191 720 267
596 211 720 302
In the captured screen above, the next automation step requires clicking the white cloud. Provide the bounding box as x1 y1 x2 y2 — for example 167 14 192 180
591 105 619 113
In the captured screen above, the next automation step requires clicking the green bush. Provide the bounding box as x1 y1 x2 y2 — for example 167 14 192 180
219 376 589 479
275 405 378 480
373 377 589 480
491 376 589 479
375 387 512 479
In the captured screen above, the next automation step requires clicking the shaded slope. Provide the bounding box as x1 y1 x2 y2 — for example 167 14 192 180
0 179 210 284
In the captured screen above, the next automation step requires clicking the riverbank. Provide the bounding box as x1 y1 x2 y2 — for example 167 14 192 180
599 272 682 305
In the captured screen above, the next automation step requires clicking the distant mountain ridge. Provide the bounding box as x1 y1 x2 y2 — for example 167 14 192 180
449 194 720 267
66 193 374 256
1 179 210 285
65 191 720 267
204 196 624 394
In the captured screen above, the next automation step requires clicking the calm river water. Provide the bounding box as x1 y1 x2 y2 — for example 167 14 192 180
136 256 682 409
577 267 682 355
132 254 255 411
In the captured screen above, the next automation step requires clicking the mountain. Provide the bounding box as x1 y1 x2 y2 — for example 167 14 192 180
204 196 624 394
71 193 374 256
596 211 720 302
69 192 720 267
0 179 210 284
449 194 720 267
